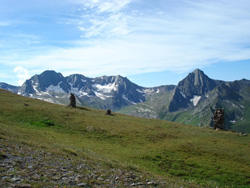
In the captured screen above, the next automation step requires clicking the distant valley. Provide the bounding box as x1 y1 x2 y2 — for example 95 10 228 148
1 69 250 133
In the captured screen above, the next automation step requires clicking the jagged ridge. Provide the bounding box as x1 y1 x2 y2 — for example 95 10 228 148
1 69 250 132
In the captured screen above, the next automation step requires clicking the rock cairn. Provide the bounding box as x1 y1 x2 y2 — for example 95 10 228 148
106 109 112 115
213 108 225 130
69 93 76 108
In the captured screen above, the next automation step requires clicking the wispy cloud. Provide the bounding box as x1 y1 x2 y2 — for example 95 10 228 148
75 0 133 38
14 66 30 86
95 0 132 13
1 0 250 83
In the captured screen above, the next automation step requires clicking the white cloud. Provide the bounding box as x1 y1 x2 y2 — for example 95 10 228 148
96 0 132 13
77 0 133 38
14 66 30 86
11 31 249 78
2 0 250 80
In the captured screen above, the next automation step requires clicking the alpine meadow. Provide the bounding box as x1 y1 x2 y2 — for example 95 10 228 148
0 89 250 187
1 0 250 187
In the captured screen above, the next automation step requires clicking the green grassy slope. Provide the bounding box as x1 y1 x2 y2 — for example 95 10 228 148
0 89 250 187
118 91 173 119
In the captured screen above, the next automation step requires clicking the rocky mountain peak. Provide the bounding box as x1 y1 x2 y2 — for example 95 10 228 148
192 69 206 85
177 69 217 98
40 70 62 76
107 75 124 84
168 69 217 112
1 69 250 132
67 74 89 87
20 70 70 94
192 68 203 74
38 70 64 83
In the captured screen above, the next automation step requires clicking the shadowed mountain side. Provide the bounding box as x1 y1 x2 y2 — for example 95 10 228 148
1 69 250 132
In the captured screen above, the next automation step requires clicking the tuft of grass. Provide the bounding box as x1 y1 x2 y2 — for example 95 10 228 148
61 148 77 156
31 118 55 127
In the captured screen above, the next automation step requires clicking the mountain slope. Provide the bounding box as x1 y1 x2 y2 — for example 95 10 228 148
118 69 250 133
0 82 20 93
119 85 175 119
1 69 250 132
168 69 219 112
17 70 148 110
164 78 250 132
1 89 249 187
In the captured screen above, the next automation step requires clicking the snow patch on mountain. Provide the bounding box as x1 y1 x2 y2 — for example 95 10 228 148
92 83 118 93
190 95 201 106
93 91 105 100
143 89 154 94
136 107 152 113
180 91 186 98
93 91 112 100
38 91 51 97
136 89 144 93
33 83 39 93
122 94 136 104
240 105 245 108
79 92 90 97
37 97 55 104
47 82 65 93
71 86 80 94
67 83 90 97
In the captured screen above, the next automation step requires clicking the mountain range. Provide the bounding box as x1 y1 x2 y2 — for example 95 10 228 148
1 69 250 132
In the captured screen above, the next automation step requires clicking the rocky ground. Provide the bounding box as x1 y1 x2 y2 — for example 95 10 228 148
0 138 172 188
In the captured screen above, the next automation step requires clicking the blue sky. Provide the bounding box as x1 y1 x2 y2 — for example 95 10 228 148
0 0 250 87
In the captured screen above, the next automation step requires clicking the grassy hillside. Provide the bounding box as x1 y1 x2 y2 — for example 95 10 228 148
118 91 174 119
0 89 250 187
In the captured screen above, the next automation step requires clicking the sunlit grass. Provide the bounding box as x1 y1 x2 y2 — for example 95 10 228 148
0 89 250 187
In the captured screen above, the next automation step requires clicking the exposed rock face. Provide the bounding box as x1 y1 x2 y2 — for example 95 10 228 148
1 69 250 132
168 88 190 112
20 70 71 95
0 83 19 93
14 71 147 110
20 80 36 95
168 69 218 112
178 69 217 98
